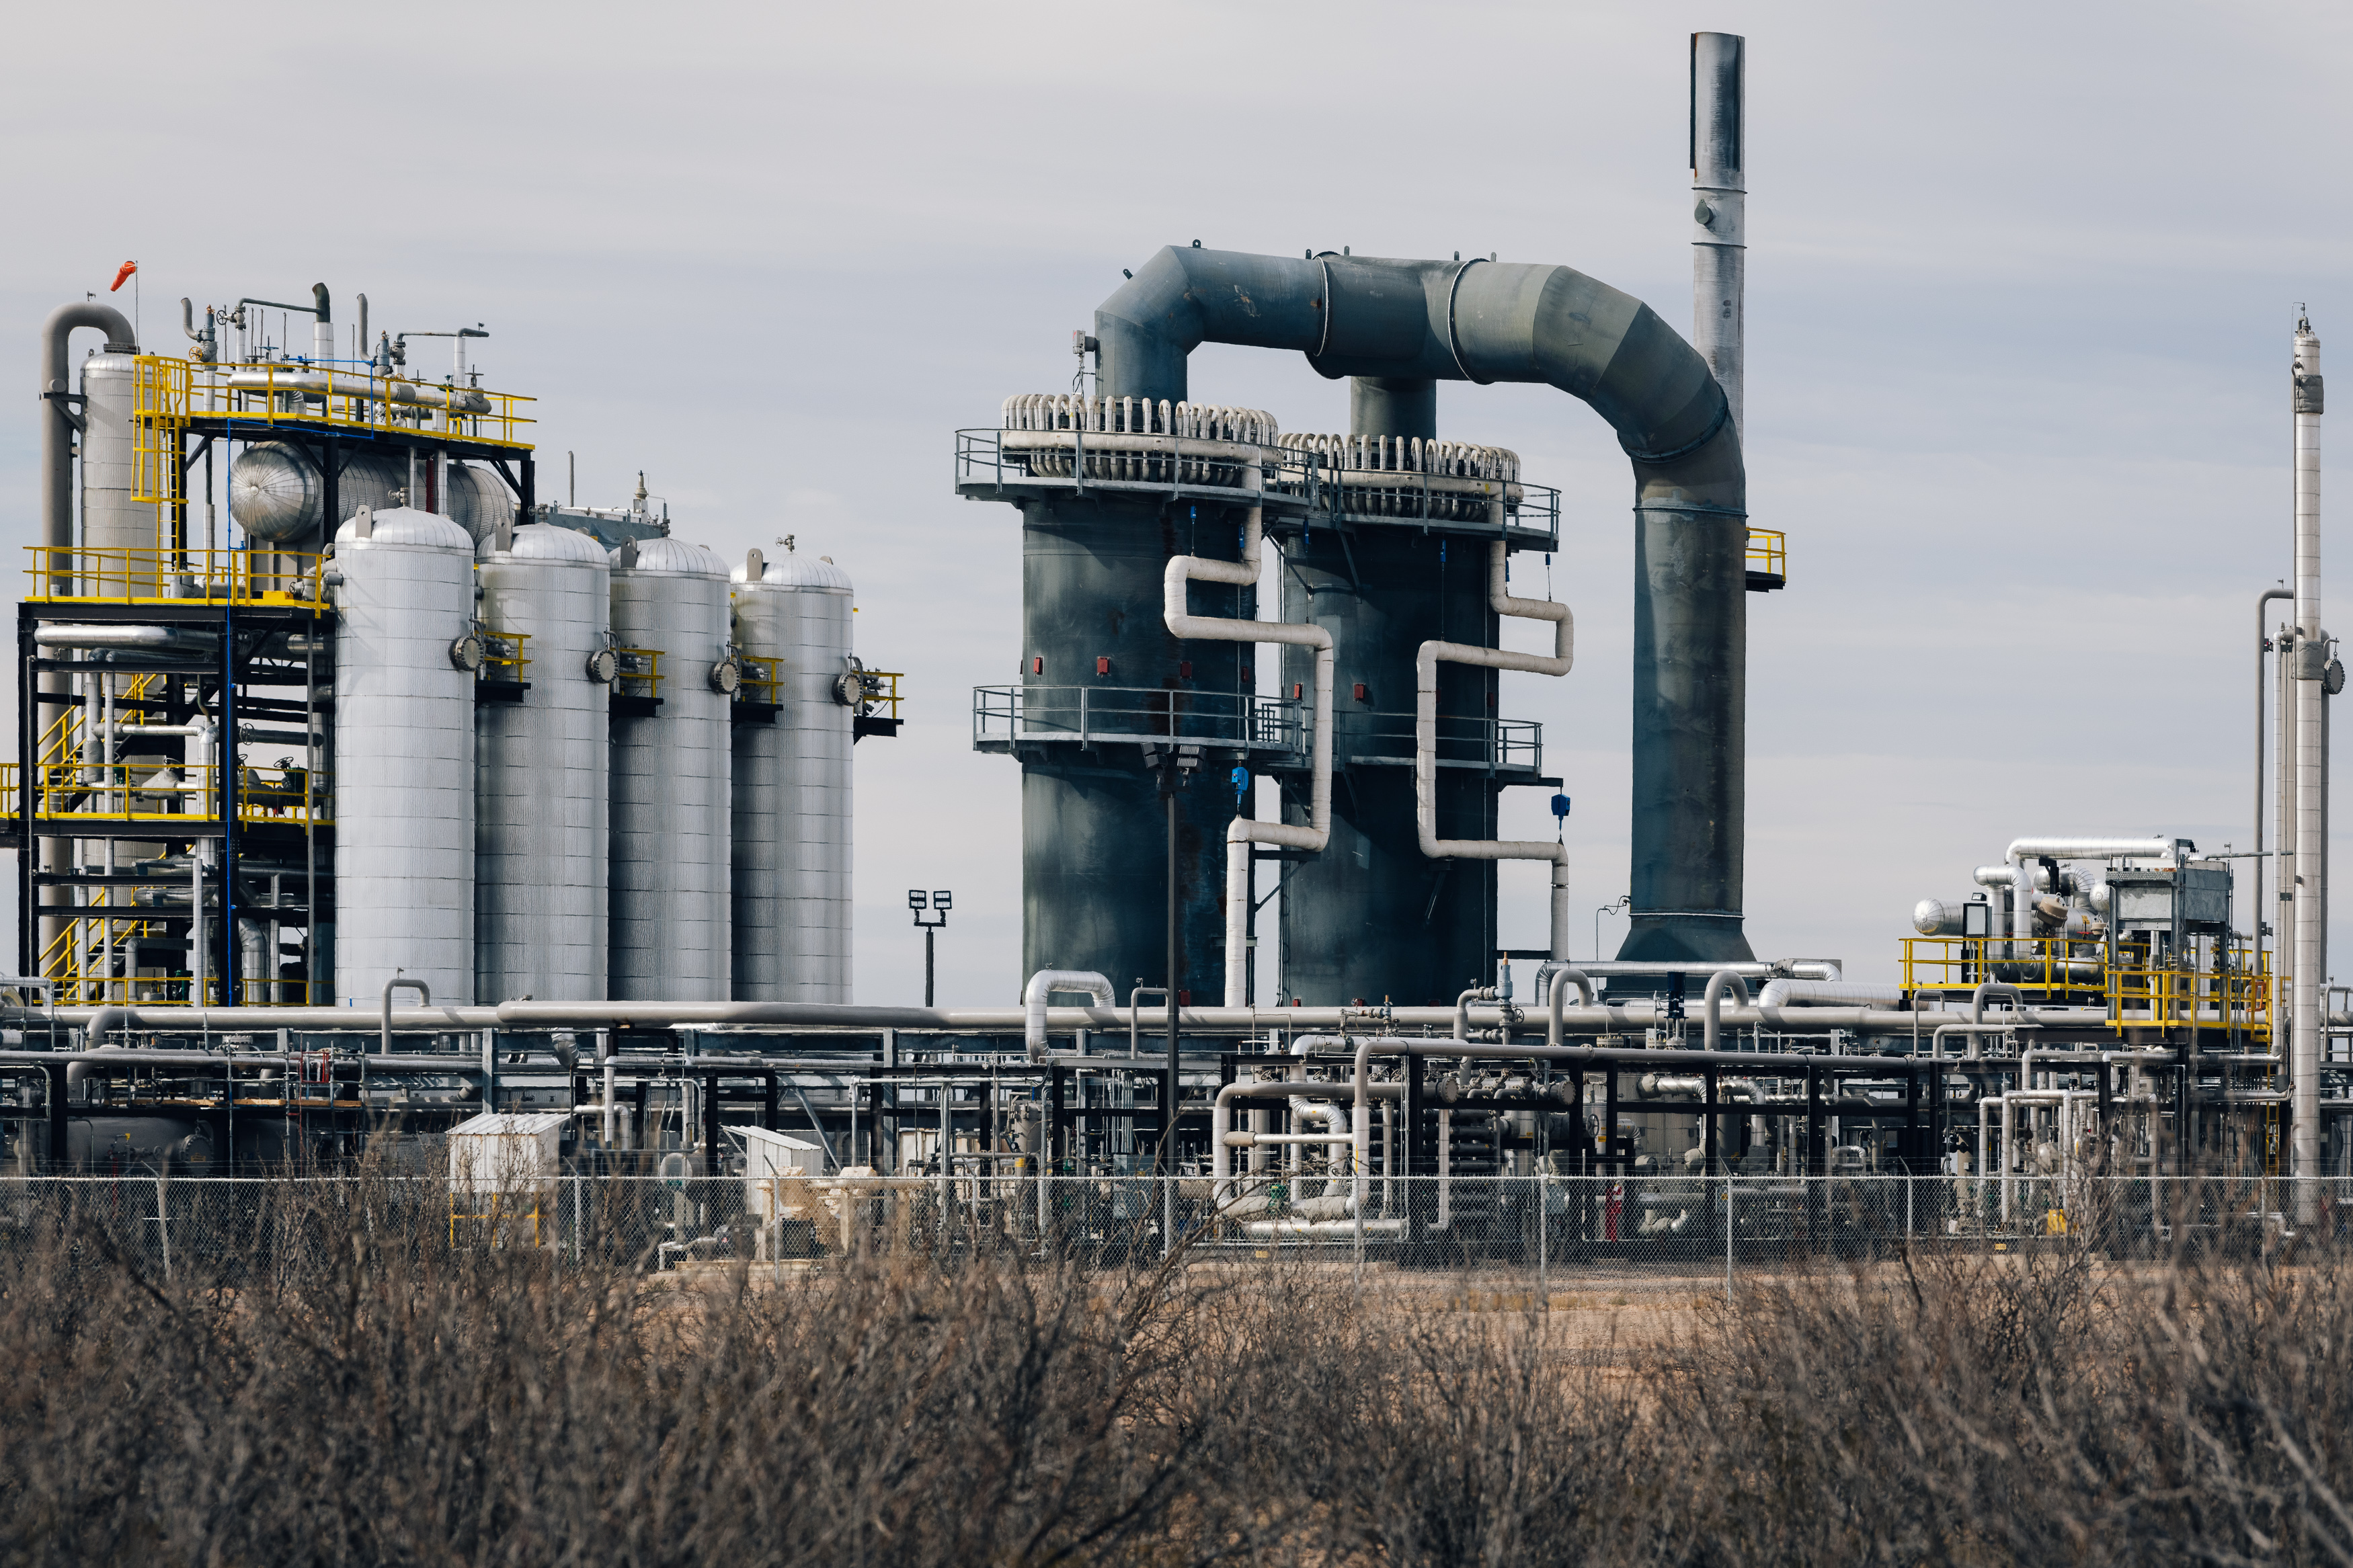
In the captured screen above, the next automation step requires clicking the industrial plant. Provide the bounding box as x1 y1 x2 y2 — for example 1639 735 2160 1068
3 30 2338 1255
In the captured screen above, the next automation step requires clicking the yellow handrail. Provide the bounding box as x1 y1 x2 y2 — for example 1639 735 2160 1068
132 354 534 476
24 546 325 604
1747 528 1786 581
735 655 782 706
616 647 662 702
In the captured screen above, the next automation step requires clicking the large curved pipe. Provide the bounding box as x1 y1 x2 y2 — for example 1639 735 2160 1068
1702 970 1751 1052
1021 970 1115 1058
1096 247 1749 962
40 302 138 556
1544 966 1597 1046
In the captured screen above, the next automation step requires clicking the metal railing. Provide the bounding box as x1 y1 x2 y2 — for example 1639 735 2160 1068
132 355 534 513
24 761 330 829
24 546 325 604
973 684 1309 761
1747 527 1786 582
955 428 1563 547
1901 936 2271 1040
1339 710 1542 773
614 647 662 702
733 655 781 708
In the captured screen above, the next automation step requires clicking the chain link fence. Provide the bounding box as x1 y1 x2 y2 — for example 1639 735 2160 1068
3 1171 2348 1285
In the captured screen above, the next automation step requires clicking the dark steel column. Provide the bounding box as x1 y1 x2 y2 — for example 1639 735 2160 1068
1019 494 1243 999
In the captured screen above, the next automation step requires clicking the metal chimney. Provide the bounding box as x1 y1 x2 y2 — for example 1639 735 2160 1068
2292 315 2326 1212
1691 32 1745 436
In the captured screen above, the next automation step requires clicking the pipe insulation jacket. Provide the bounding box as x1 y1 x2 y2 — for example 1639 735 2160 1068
1415 540 1574 957
1162 459 1334 1005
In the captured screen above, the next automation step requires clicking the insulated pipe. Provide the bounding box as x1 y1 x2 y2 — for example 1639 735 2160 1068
223 368 492 414
311 283 333 366
2258 585 2295 997
1755 980 1904 1009
1022 971 1115 1059
1544 966 1598 1046
379 975 430 1058
2002 837 2178 947
19 998 2121 1041
36 302 140 962
1971 982 2026 1027
1417 541 1574 955
1702 970 1750 1052
36 625 227 653
1452 987 1494 1041
1212 1077 1380 1204
2294 318 2326 1214
1094 246 1749 960
1162 458 1334 1005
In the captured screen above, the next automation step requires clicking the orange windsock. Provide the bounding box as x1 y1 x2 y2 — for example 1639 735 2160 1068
109 261 137 293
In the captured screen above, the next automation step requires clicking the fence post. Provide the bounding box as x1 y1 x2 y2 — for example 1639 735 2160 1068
1536 1166 1547 1309
1724 1171 1734 1303
1906 1171 1913 1242
155 1173 171 1281
573 1169 584 1264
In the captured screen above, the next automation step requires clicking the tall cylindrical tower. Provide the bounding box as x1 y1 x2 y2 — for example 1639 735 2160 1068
610 537 732 1001
1274 417 1538 1005
731 548 855 1001
475 522 612 1001
2292 317 2325 1207
964 397 1285 1004
331 506 477 1004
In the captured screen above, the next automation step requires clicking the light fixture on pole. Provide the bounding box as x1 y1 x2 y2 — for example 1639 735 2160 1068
910 889 951 1006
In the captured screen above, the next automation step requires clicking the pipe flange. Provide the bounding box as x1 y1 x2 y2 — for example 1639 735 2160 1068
448 632 485 672
584 647 619 684
709 656 742 695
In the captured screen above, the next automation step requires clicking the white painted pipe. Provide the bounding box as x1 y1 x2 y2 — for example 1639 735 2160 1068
1416 541 1573 957
1702 970 1750 1051
1162 458 1334 1006
1021 971 1115 1059
225 368 491 414
1755 980 1904 1009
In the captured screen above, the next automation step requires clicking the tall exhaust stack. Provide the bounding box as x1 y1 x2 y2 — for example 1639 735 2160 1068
1692 32 1745 435
2292 315 2325 1211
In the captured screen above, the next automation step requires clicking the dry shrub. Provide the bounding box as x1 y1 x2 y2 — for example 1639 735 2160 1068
7 1177 2353 1567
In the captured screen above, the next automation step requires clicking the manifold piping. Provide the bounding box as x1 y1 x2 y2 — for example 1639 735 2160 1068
1416 540 1573 957
1162 456 1334 1006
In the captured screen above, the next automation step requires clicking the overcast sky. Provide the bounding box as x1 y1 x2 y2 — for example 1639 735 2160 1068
3 0 2348 1005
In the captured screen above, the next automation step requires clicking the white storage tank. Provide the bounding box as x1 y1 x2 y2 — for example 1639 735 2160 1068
476 523 612 1001
731 546 855 1001
330 506 477 1005
609 536 733 1000
78 350 157 593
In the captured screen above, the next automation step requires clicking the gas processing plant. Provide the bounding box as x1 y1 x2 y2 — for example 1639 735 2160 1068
3 33 2343 1249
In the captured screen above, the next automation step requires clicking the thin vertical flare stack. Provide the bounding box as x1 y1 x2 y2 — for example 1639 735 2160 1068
2292 318 2325 1212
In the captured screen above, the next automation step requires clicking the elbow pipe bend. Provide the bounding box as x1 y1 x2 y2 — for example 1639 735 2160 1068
1023 971 1115 1059
1544 967 1597 1046
1702 971 1751 1053
381 977 431 1057
40 302 138 552
1094 247 1741 522
1970 981 2025 1028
